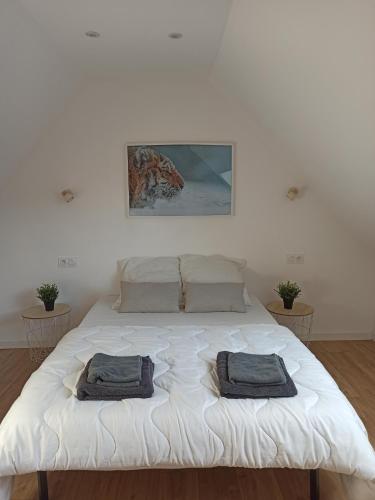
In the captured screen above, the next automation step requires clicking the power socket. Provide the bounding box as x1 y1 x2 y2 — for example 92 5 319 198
58 256 78 268
286 253 304 264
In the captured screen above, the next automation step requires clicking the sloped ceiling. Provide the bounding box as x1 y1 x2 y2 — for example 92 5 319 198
0 0 232 185
0 0 79 186
213 0 375 247
2 0 375 251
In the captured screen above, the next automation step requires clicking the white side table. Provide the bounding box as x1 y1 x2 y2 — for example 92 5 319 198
266 301 314 344
21 304 71 364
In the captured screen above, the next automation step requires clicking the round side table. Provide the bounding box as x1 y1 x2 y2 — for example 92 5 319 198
266 301 314 344
21 304 71 364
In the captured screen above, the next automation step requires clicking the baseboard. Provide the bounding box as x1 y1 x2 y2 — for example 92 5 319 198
309 331 374 341
0 339 28 348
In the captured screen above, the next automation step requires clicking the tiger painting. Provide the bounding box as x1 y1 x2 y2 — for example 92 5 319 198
128 146 185 209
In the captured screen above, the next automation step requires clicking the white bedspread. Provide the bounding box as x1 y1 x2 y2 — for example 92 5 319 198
81 294 277 327
0 323 374 499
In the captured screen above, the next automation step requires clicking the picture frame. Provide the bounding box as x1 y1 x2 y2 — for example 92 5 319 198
125 142 234 217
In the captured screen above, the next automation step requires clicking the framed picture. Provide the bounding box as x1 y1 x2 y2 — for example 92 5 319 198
126 142 234 216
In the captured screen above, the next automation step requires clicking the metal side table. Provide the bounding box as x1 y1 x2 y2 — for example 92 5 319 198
266 301 314 344
22 304 71 364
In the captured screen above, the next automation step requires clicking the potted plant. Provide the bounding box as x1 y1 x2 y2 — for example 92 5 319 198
274 280 301 310
37 283 59 312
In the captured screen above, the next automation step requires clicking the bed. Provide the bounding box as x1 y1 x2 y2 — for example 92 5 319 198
81 294 277 327
0 295 374 500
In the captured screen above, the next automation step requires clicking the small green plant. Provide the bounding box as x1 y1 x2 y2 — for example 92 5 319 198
37 283 59 310
274 280 301 309
274 280 301 300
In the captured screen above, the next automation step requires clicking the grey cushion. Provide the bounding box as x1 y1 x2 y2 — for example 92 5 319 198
184 282 246 313
119 281 180 313
114 257 182 310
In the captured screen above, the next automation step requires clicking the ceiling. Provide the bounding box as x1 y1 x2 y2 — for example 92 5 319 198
214 0 375 247
17 0 233 73
3 0 375 249
0 0 79 184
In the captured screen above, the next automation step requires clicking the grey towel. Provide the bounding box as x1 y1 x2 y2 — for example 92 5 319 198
217 351 297 399
77 356 154 401
227 352 286 386
87 353 142 387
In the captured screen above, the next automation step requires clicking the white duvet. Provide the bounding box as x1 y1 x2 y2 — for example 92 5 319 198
0 323 374 499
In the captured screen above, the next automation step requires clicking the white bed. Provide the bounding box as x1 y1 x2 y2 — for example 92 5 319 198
0 296 374 500
81 294 277 327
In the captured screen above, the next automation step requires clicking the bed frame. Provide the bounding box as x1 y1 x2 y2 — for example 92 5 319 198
37 469 320 500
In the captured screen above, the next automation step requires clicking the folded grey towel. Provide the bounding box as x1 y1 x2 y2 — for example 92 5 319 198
77 356 154 401
217 351 297 399
227 352 286 386
87 353 142 387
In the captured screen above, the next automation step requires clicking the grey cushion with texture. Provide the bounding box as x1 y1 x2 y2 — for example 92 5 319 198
119 281 180 313
184 282 246 313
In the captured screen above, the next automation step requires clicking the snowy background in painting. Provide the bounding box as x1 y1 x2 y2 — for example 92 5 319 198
131 180 231 216
129 144 233 216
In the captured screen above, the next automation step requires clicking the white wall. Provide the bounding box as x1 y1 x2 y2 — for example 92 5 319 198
1 73 374 346
213 0 375 248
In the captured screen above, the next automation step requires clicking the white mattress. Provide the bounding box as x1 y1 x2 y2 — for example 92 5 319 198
80 294 277 327
0 298 374 500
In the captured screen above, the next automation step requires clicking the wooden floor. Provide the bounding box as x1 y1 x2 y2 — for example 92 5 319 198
0 341 374 500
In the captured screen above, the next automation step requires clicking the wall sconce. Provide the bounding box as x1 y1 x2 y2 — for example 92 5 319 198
286 187 299 201
61 189 75 203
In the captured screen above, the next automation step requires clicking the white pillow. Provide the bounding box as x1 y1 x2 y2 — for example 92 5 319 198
113 257 181 310
180 254 245 283
119 257 180 282
179 254 252 306
243 289 252 306
112 295 121 310
112 255 252 310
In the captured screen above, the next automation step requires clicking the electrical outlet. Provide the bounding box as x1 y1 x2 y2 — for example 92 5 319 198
295 253 304 264
286 253 304 264
58 256 78 268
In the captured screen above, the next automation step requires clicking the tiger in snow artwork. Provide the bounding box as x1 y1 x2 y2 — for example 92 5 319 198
128 146 185 208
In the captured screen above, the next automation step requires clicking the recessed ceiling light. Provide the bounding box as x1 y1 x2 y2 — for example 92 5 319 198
168 32 183 39
85 31 100 38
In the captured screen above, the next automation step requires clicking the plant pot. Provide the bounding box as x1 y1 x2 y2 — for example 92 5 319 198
282 297 294 310
43 300 55 312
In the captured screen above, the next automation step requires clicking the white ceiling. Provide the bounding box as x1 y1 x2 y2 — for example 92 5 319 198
0 0 79 185
17 0 233 73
